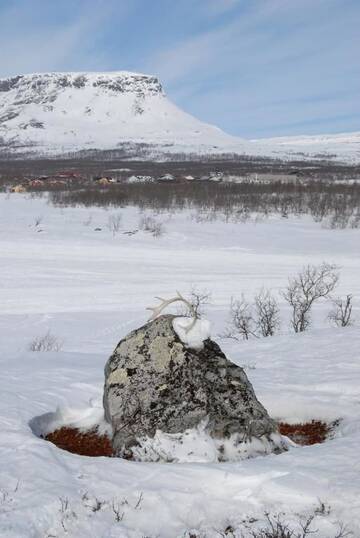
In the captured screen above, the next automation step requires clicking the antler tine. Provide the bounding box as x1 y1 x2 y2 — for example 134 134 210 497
146 296 177 321
145 293 199 333
176 290 188 303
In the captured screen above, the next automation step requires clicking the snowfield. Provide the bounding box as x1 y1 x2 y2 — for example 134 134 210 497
0 193 360 537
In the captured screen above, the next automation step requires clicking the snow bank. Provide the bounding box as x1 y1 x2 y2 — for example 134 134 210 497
172 317 211 349
131 420 287 463
30 404 111 438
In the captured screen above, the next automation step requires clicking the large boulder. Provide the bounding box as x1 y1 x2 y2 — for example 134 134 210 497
103 314 284 460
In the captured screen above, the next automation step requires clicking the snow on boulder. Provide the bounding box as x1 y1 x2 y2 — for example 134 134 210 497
103 314 286 461
172 316 211 350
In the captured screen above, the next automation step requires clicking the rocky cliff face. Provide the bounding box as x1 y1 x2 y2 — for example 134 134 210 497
0 72 163 102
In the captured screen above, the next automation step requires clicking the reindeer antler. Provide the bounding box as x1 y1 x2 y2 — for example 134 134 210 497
146 291 197 333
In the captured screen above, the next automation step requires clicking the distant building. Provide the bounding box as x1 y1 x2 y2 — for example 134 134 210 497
98 177 111 185
158 173 174 181
127 175 153 183
11 184 26 193
28 179 45 188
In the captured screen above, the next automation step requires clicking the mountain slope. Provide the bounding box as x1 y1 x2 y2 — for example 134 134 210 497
252 131 360 164
0 70 359 162
0 71 238 156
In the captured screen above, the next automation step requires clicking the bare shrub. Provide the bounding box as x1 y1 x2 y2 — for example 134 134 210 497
249 512 314 538
232 502 352 538
213 502 352 537
222 289 279 340
254 288 281 337
246 512 351 538
151 221 165 237
33 215 43 227
282 263 339 333
223 296 258 340
177 287 212 319
81 492 105 512
328 294 354 327
107 213 122 236
28 331 63 352
139 215 157 231
111 499 124 522
139 215 165 237
58 496 77 533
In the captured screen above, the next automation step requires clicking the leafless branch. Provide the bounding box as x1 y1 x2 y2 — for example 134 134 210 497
328 294 354 327
282 263 339 332
146 291 197 332
254 288 281 337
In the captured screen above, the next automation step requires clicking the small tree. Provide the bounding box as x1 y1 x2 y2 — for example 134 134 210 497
223 296 257 340
282 262 339 333
255 288 280 337
328 294 354 327
28 331 63 352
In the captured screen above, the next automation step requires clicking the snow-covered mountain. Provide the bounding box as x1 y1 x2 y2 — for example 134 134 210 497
0 71 238 157
0 70 359 162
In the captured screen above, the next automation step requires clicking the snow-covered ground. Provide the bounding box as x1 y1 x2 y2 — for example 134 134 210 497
0 193 360 537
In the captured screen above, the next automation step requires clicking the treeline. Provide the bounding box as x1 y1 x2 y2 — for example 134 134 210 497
48 179 360 228
0 144 278 163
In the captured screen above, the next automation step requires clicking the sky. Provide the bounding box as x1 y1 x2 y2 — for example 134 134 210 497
0 0 358 138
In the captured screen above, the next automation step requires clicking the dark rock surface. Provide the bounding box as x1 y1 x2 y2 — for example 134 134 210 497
103 315 281 457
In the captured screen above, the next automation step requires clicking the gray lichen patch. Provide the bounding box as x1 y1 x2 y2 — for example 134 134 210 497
103 314 283 459
107 368 129 386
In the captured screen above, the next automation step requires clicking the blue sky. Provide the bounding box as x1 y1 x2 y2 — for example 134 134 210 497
0 0 358 138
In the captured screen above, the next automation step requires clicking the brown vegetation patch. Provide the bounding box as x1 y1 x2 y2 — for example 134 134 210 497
44 427 114 457
43 420 336 458
278 420 334 445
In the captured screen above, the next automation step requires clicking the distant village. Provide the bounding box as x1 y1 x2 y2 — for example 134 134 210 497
4 169 305 193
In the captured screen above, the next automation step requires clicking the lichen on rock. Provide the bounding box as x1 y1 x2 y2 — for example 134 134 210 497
103 314 286 460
